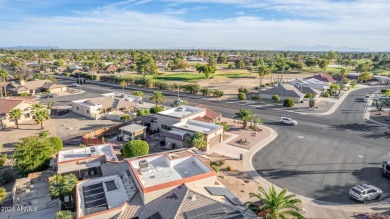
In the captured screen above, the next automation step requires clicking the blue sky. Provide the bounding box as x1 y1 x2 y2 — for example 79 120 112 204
0 0 389 50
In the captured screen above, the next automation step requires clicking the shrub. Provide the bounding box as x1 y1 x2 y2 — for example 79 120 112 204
123 140 149 158
271 94 280 102
211 165 219 173
238 87 249 94
79 144 86 148
136 109 150 117
381 89 390 94
265 83 270 86
261 85 266 87
56 210 72 219
200 88 212 96
283 98 295 107
251 95 261 101
212 90 224 98
0 144 2 151
145 79 153 88
215 159 225 166
216 121 229 131
65 73 70 77
323 92 330 97
226 166 232 171
47 136 63 153
0 154 7 167
309 98 316 108
120 148 124 156
150 106 164 114
304 93 313 99
238 92 246 100
254 86 259 90
18 92 30 96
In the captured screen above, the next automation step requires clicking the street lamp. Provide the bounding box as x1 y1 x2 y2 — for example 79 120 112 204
299 83 302 111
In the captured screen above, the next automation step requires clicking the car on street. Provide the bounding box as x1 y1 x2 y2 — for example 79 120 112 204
349 184 382 203
383 161 390 177
280 117 297 126
69 83 80 87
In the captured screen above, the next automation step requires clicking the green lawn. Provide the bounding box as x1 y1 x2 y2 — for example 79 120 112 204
155 73 205 82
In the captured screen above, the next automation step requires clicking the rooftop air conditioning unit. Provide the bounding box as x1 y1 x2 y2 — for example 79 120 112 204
176 107 183 111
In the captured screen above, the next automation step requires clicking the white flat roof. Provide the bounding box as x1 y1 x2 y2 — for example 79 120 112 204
77 175 128 217
172 119 222 134
157 105 204 118
129 155 212 189
58 144 116 163
119 124 147 133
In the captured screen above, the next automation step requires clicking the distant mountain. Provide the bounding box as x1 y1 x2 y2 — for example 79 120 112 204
279 45 370 52
0 46 61 50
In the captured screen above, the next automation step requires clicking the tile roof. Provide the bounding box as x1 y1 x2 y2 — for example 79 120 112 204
197 104 221 121
41 82 66 89
120 184 245 219
298 86 321 96
85 96 135 109
162 131 191 141
0 98 38 115
261 84 302 97
307 74 335 83
192 116 211 123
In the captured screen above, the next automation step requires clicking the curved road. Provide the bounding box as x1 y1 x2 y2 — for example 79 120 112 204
54 79 389 204
253 87 390 204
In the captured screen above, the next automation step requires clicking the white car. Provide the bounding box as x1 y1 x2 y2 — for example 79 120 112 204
69 83 80 87
280 117 297 126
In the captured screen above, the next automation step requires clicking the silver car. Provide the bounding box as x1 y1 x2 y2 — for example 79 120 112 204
349 184 382 203
280 117 297 126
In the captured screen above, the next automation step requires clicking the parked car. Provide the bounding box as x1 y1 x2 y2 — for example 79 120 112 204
349 184 382 203
280 117 297 126
69 83 80 87
383 161 390 177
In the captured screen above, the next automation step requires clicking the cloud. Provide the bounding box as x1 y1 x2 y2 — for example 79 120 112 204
0 0 389 50
162 8 188 14
235 11 245 15
134 0 153 6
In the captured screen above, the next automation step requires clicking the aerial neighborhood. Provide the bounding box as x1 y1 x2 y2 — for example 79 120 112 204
0 48 389 219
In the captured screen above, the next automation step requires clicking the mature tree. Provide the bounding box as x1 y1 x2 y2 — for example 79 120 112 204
132 90 144 97
14 66 33 81
168 58 189 71
258 65 272 90
54 59 65 67
56 210 72 219
123 140 149 158
47 136 63 153
327 50 338 60
275 59 289 82
208 56 217 68
246 185 304 219
13 136 53 174
318 59 331 73
228 63 234 69
234 109 258 129
136 54 158 78
0 187 7 203
340 68 348 89
0 68 9 97
304 58 317 70
359 72 373 82
329 84 341 96
185 132 207 149
235 59 244 69
8 108 23 129
350 80 357 88
217 56 227 64
149 91 166 107
356 62 374 73
47 75 57 83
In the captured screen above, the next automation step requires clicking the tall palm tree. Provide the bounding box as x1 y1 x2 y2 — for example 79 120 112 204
0 68 9 97
234 109 257 129
340 68 348 90
258 65 272 92
8 109 23 129
149 91 166 107
246 185 304 219
34 108 50 129
132 90 144 97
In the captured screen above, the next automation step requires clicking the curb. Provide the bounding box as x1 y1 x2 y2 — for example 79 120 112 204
242 125 390 213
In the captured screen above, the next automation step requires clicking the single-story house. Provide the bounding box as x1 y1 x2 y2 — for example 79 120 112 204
305 73 335 86
0 98 39 130
261 84 303 103
72 93 140 120
119 124 147 141
8 80 67 95
106 65 119 73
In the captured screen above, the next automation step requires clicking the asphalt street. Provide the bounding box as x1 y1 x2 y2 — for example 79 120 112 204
52 78 390 204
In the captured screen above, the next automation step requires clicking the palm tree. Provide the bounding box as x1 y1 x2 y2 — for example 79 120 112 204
34 108 50 129
132 90 144 97
0 68 9 97
149 91 166 107
246 185 304 219
258 65 271 92
49 174 63 199
8 109 23 129
49 174 78 205
120 80 126 91
340 68 348 90
234 109 257 129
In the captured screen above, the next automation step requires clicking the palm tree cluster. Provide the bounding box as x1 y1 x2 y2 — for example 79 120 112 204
246 185 304 219
149 91 166 107
31 103 51 129
234 109 262 129
49 174 78 206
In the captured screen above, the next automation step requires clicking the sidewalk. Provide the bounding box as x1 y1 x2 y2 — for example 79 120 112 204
242 125 390 218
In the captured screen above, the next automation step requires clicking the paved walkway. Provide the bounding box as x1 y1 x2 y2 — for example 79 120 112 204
242 125 390 218
207 133 248 159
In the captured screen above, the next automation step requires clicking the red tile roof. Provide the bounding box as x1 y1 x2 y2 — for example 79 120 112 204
307 74 335 83
0 98 37 115
197 105 221 121
193 116 211 123
106 65 119 72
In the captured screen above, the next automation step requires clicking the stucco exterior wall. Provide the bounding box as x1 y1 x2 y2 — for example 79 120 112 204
0 102 34 129
72 101 101 119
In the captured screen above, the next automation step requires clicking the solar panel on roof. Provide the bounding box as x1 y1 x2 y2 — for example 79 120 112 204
184 203 242 219
84 198 107 208
205 187 244 206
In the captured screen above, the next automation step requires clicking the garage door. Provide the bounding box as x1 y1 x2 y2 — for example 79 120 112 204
209 134 221 147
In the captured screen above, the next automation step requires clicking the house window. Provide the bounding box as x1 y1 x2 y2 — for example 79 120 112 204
24 113 30 119
77 107 79 110
87 110 89 113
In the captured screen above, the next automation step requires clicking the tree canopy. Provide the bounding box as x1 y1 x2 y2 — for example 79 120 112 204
185 132 207 149
123 140 149 158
